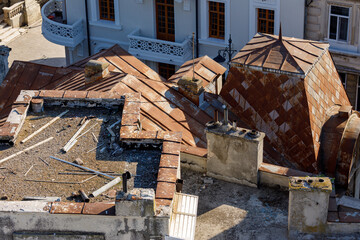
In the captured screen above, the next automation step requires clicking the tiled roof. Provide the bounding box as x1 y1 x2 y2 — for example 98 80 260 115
0 45 219 155
71 45 165 81
168 55 226 87
0 61 78 122
231 33 329 76
221 35 351 174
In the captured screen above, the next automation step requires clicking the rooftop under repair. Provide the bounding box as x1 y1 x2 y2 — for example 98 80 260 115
0 105 162 201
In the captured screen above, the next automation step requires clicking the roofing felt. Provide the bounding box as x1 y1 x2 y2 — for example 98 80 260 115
231 33 329 76
168 55 226 86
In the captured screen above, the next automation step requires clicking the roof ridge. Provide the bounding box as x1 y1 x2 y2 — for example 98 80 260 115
279 39 305 74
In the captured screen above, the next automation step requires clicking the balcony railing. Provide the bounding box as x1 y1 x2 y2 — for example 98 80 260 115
128 29 192 66
41 0 84 48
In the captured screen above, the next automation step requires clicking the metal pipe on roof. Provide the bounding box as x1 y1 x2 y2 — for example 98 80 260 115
195 0 199 58
84 0 91 56
89 177 121 198
49 156 115 179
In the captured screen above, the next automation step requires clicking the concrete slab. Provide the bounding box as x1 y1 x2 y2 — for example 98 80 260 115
7 20 66 68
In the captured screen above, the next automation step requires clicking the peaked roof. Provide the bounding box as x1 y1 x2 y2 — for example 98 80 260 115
168 55 226 87
71 45 165 81
231 33 329 76
0 45 225 157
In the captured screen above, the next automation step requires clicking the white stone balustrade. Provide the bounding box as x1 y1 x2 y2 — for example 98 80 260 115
3 1 25 28
41 0 84 48
128 29 192 66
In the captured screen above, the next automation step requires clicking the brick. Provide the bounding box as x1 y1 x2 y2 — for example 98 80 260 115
157 168 178 183
63 90 88 99
155 182 176 200
39 90 65 98
82 202 115 215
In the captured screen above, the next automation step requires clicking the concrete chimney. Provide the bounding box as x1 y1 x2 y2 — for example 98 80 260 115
205 122 265 187
288 177 332 235
84 60 110 84
0 46 11 86
177 76 204 106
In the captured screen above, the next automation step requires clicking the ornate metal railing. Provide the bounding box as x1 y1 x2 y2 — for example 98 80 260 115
41 0 84 48
128 29 192 65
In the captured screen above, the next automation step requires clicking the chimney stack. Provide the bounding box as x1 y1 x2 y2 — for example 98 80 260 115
177 76 204 106
84 60 110 84
288 177 332 235
205 122 265 187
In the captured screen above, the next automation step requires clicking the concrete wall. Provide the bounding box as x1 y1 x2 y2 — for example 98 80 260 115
206 123 265 187
280 0 305 38
0 205 168 240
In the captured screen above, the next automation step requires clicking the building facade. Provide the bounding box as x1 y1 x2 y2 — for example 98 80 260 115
41 0 305 79
305 0 360 110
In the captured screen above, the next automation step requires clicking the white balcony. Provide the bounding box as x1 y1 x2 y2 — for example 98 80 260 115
128 29 192 66
41 0 84 48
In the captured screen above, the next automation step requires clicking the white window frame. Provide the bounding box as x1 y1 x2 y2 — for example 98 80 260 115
249 0 280 40
199 0 230 47
328 5 351 42
88 0 121 30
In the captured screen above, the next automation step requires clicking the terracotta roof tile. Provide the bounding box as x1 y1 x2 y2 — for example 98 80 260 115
168 55 226 86
222 34 351 175
231 33 329 76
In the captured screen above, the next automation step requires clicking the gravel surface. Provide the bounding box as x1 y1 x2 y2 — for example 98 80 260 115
0 106 161 202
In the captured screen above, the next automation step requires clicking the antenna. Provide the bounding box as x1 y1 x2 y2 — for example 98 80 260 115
279 23 282 41
192 32 195 80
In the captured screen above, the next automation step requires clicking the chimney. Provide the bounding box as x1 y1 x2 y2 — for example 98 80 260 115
205 122 265 187
177 76 204 106
84 60 110 84
288 177 332 235
0 46 11 86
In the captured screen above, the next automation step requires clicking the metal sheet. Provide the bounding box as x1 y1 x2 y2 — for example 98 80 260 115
169 193 198 240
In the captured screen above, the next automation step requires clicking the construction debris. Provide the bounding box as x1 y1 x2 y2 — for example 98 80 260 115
50 156 115 179
0 137 54 165
75 123 98 140
79 189 90 202
38 157 49 166
89 177 121 198
73 158 84 166
86 143 105 153
21 110 68 144
25 175 97 184
91 132 98 143
22 196 61 202
62 119 90 152
24 165 34 176
58 172 122 176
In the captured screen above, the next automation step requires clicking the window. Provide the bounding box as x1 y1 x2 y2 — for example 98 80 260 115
329 5 350 41
156 0 175 42
339 72 347 88
208 1 225 39
99 0 115 21
158 63 175 80
257 8 274 34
